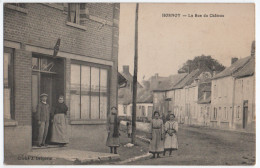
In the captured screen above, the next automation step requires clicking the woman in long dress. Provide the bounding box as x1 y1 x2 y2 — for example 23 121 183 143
163 113 178 156
106 107 120 154
50 95 69 146
149 111 164 158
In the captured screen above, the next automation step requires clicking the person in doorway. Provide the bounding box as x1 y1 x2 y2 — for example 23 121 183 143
149 111 164 158
50 95 69 147
106 107 120 154
36 93 50 147
163 113 178 156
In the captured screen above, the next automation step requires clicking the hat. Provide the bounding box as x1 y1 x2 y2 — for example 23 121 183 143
40 93 48 97
169 113 175 118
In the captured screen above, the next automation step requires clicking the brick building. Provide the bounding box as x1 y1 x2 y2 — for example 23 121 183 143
4 3 120 155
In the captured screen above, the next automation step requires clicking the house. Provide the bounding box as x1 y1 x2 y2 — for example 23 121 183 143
118 65 143 118
4 3 120 155
233 56 255 131
128 89 153 122
171 69 212 124
184 74 212 125
153 73 188 122
197 85 211 126
211 55 255 131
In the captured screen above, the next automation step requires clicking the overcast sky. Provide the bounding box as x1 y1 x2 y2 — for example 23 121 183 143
118 3 255 81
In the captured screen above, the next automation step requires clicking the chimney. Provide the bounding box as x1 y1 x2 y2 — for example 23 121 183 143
123 65 129 74
251 40 255 56
155 73 159 79
231 57 238 65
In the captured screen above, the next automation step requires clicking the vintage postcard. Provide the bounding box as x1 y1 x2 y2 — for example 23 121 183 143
2 2 256 166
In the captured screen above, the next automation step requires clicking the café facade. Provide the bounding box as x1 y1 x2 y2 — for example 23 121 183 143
4 3 120 154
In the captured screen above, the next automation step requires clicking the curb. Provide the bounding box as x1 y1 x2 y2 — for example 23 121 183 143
117 153 152 164
77 154 121 164
26 153 120 164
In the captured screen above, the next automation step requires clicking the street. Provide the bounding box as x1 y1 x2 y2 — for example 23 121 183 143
130 125 255 165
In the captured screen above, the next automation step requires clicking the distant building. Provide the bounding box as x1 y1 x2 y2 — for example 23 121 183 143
118 65 143 118
197 85 211 126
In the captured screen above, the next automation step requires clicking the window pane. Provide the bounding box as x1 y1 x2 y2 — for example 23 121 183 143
71 64 80 92
4 88 11 119
81 66 91 119
100 96 107 119
81 95 90 119
91 67 100 119
70 64 81 119
70 94 80 119
4 53 11 87
91 96 99 119
100 69 108 92
91 67 100 92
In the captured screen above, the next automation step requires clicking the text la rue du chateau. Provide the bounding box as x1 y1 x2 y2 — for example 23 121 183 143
162 13 224 17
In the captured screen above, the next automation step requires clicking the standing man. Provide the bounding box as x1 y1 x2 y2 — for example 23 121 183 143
36 93 50 147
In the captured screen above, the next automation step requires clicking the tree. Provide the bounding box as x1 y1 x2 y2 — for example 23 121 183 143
178 55 225 74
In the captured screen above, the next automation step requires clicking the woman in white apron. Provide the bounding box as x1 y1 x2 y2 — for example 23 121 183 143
50 95 69 146
163 113 178 156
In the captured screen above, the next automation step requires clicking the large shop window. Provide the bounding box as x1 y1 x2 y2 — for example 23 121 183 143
70 63 108 120
4 48 14 120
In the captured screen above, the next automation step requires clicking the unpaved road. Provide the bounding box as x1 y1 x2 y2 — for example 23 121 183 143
130 125 255 165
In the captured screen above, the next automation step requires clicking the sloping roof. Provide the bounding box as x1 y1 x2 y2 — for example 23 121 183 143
172 69 201 89
233 56 255 78
136 89 153 103
212 56 251 80
118 72 127 87
153 73 188 91
120 71 143 87
118 88 153 104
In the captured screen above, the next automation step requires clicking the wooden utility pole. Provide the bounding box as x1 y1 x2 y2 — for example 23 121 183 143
132 3 139 144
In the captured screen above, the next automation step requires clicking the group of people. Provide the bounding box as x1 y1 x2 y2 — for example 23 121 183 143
149 111 178 158
105 107 178 159
36 93 69 147
37 95 177 158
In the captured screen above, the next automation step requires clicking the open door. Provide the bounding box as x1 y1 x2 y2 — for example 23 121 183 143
31 55 65 147
243 100 248 129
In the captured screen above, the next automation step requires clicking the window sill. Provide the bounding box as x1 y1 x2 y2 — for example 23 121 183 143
5 4 28 14
4 119 18 127
210 120 217 122
70 120 107 125
66 22 87 31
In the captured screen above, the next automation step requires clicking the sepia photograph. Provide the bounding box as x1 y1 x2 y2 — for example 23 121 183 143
1 1 256 166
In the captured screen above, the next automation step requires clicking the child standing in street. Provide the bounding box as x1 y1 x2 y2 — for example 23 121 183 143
126 121 132 138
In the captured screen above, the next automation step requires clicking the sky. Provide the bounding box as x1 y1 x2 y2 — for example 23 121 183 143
118 3 255 81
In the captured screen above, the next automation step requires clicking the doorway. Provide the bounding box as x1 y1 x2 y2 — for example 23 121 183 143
243 100 248 129
31 55 65 146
